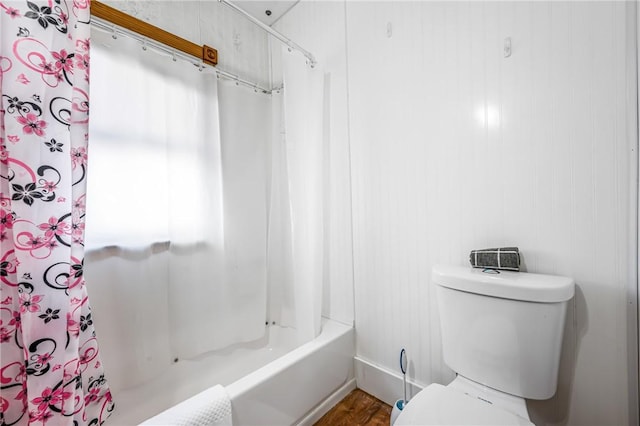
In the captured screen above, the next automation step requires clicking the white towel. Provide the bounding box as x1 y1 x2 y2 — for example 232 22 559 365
140 384 232 425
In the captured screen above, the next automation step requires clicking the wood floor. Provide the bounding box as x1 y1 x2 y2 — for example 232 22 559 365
314 389 392 426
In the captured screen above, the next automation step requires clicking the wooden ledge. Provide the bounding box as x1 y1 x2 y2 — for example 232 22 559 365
91 1 218 66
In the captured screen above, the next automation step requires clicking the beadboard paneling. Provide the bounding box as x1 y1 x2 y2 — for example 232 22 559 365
344 2 634 425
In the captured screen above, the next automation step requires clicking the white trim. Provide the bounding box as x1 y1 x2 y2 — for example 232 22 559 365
354 356 425 407
631 1 640 424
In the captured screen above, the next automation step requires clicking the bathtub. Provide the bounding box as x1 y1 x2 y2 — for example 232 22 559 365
106 319 355 425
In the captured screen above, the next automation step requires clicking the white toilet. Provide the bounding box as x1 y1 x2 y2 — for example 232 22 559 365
394 265 574 425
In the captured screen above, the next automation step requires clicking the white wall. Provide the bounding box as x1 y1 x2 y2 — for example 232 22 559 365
276 1 637 425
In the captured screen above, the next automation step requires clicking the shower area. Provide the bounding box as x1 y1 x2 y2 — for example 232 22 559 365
83 1 355 424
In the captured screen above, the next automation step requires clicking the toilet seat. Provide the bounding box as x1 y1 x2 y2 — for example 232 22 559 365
394 384 534 426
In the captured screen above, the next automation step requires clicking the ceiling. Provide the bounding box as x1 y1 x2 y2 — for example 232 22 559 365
230 1 299 26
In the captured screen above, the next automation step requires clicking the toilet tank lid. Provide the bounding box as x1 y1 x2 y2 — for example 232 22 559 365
432 265 575 303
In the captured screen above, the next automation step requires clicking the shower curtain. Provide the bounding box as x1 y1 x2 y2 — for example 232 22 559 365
79 22 326 398
0 1 114 424
84 27 268 389
276 49 327 343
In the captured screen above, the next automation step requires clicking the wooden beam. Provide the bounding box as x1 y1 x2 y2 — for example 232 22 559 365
91 1 218 66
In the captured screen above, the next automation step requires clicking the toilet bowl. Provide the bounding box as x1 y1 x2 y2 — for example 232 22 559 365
394 265 574 426
395 376 533 426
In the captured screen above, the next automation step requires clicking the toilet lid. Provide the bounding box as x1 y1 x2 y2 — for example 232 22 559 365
394 384 534 426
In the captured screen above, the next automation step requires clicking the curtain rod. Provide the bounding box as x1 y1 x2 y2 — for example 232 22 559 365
90 5 272 94
218 0 317 68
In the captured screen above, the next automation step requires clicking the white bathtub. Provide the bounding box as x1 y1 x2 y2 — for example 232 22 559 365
107 319 354 425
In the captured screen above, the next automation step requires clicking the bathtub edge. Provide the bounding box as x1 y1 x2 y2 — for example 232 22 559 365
227 319 355 425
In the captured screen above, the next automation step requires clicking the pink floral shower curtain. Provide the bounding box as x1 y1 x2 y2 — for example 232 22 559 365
0 1 114 425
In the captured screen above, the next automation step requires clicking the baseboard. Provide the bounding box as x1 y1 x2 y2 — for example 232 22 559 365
354 356 424 406
296 378 357 425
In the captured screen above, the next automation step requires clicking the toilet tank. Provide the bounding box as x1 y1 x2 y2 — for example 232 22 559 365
433 265 574 400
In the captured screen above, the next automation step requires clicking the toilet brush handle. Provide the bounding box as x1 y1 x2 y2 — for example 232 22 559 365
403 373 407 404
400 349 407 404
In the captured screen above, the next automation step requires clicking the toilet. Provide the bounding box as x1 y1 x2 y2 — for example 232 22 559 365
394 265 574 425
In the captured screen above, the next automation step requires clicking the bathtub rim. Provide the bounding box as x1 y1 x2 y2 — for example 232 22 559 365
225 317 353 401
